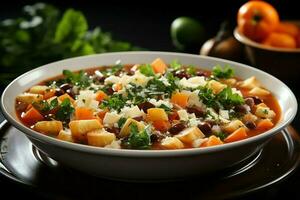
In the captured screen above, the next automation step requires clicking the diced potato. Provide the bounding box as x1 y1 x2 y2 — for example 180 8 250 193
161 137 184 149
221 78 237 86
175 127 205 144
87 129 116 147
147 108 168 121
207 80 227 94
34 121 63 136
16 93 43 104
192 138 208 148
69 119 103 142
255 105 276 119
29 85 49 95
239 76 261 89
57 130 74 142
249 87 270 96
119 118 145 137
58 93 75 103
242 113 258 123
223 120 247 133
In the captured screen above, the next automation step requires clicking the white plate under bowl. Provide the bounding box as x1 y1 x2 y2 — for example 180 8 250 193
1 52 297 181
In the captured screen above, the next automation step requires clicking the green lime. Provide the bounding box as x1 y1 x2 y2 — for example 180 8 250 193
171 17 205 50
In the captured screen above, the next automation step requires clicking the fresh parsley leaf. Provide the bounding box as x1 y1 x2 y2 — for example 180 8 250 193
212 65 234 79
139 64 155 76
126 124 151 149
215 132 227 140
198 86 218 108
101 94 126 111
32 98 59 113
118 117 127 128
186 66 196 75
55 98 74 121
217 87 244 109
62 70 90 88
159 104 172 112
170 59 181 70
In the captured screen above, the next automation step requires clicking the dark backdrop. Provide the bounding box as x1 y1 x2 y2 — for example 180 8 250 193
1 0 300 51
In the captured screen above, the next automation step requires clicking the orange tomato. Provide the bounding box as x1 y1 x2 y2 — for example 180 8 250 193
263 32 296 48
275 22 299 38
237 1 279 42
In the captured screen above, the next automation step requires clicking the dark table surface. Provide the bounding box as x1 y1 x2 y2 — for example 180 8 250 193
1 1 300 199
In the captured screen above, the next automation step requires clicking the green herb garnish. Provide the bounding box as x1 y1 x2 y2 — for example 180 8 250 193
159 104 172 112
217 87 244 109
63 70 90 88
212 65 234 79
101 94 126 111
215 132 227 140
170 59 181 70
139 64 155 76
126 124 151 149
118 117 127 128
55 98 74 121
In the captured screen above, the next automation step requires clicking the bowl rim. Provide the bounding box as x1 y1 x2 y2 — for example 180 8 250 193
1 51 298 157
233 28 300 53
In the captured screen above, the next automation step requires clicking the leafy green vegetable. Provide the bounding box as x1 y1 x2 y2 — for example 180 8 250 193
118 117 127 128
198 86 218 108
62 70 90 88
139 64 155 76
0 3 140 86
217 87 244 109
126 124 151 149
215 132 227 140
33 98 58 112
54 9 87 44
198 86 244 109
159 104 172 112
170 59 181 70
55 98 74 121
212 65 234 79
186 66 196 75
146 76 178 98
101 94 126 111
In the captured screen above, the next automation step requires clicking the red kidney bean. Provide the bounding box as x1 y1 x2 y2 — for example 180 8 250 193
55 88 65 96
173 69 191 79
245 97 255 108
138 102 155 113
106 127 120 135
198 122 212 136
133 116 143 121
168 123 186 135
245 121 256 129
186 106 205 117
60 83 73 92
251 96 263 105
106 87 114 95
196 71 208 77
234 105 248 114
66 89 76 99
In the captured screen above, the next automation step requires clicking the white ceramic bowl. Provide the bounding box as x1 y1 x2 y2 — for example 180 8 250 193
1 52 297 181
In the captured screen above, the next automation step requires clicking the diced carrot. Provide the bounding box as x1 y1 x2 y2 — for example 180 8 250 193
146 108 168 121
170 92 189 108
26 104 33 112
43 89 56 100
168 111 179 121
257 119 274 131
202 135 223 147
98 108 109 120
21 107 44 125
58 93 75 104
75 107 95 120
224 127 247 143
151 58 167 74
113 83 123 92
95 91 108 102
152 120 171 132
